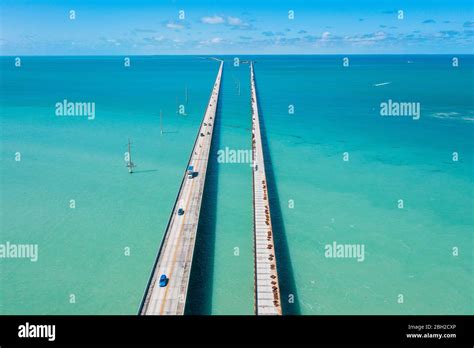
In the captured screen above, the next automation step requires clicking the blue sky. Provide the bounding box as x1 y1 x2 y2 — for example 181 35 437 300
1 0 473 55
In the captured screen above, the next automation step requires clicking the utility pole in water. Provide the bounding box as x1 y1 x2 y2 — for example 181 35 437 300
126 138 136 174
160 110 163 135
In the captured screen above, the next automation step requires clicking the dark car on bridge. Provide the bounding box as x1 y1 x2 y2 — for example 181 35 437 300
159 274 168 287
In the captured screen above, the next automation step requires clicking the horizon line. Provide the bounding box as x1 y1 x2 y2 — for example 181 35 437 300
1 53 473 57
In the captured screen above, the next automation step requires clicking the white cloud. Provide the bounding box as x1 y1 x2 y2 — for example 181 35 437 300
105 38 121 46
200 37 223 45
374 31 387 40
321 31 331 40
227 16 243 26
344 31 388 46
201 16 225 24
166 22 184 30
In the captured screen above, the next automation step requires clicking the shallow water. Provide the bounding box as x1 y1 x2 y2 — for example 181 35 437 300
1 55 472 314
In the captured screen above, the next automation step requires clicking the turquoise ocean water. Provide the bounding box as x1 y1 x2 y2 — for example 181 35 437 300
0 55 473 314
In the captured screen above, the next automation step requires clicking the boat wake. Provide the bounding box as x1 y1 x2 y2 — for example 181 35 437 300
431 111 474 123
373 82 391 87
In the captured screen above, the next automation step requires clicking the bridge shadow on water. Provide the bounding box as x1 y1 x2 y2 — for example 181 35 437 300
132 169 158 174
184 81 224 315
254 70 301 315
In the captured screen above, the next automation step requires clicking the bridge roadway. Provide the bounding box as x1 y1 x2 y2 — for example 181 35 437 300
139 61 223 315
250 62 282 315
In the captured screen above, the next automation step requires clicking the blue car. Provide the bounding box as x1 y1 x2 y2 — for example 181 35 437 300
177 208 184 215
159 274 168 287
